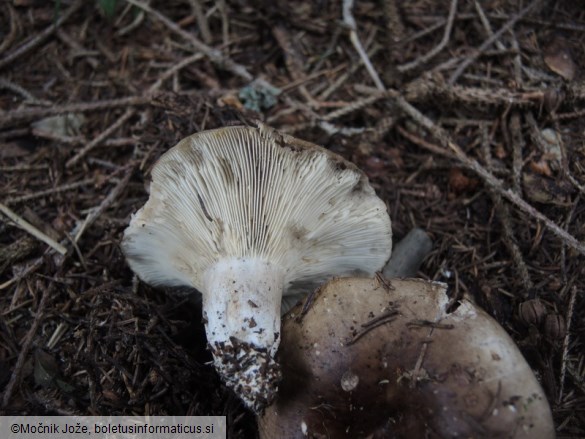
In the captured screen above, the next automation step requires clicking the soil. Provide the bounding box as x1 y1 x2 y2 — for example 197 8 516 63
0 1 584 438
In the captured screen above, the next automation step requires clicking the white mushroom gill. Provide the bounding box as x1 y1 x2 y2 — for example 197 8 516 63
122 125 392 411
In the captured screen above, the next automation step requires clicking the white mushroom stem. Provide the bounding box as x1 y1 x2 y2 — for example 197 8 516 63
202 257 284 352
202 257 284 411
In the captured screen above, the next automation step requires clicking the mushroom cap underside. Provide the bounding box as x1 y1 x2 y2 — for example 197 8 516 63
122 125 392 294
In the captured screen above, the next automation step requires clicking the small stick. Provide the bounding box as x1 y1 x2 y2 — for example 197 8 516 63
406 320 454 329
4 179 94 205
398 0 458 72
474 0 506 51
0 164 49 172
358 81 543 108
0 77 42 103
66 108 135 168
150 53 205 90
72 168 133 243
0 202 67 255
509 112 524 195
124 0 253 82
318 46 381 101
64 51 204 167
361 309 399 328
479 127 533 292
347 313 398 345
382 0 405 83
0 169 133 291
558 285 577 403
410 337 430 388
0 96 149 129
0 2 18 55
0 0 83 70
296 286 322 321
448 0 541 84
188 0 212 44
321 93 389 122
217 0 230 46
342 0 385 90
56 28 99 69
374 272 395 291
272 24 316 106
2 282 52 407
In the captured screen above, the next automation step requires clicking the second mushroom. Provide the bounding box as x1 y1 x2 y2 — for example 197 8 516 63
122 125 392 411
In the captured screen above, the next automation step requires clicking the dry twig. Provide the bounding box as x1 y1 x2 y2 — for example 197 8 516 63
398 0 458 73
342 0 385 90
0 0 83 70
558 285 578 402
124 0 253 82
0 202 67 255
4 179 94 205
2 282 52 407
66 109 135 168
448 0 542 84
188 0 212 44
0 96 149 129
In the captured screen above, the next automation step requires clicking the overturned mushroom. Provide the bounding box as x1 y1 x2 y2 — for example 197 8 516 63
122 125 392 411
259 277 555 438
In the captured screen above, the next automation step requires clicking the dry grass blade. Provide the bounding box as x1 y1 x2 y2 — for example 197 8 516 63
0 203 67 255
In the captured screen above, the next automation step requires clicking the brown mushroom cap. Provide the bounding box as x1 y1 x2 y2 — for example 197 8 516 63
259 277 554 439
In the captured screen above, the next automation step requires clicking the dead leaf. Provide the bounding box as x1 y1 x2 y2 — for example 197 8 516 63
218 93 244 111
529 160 552 177
544 38 576 81
34 349 75 393
522 172 574 206
31 113 85 137
449 168 478 194
34 349 60 388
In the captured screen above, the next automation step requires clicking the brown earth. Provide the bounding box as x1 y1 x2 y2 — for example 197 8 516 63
0 1 584 438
